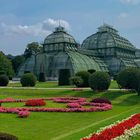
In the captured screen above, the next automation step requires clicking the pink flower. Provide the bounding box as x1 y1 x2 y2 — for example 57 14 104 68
67 103 81 108
18 111 30 118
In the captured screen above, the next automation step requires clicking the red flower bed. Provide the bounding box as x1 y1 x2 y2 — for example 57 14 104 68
25 99 46 106
81 113 140 140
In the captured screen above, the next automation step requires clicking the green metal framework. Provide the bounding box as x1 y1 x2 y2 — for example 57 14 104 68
67 51 101 73
17 24 140 78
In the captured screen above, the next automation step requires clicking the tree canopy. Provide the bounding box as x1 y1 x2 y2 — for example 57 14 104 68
0 51 14 77
12 55 25 73
24 42 43 59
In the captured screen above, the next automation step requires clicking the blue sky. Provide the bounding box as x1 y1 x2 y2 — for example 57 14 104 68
0 0 140 55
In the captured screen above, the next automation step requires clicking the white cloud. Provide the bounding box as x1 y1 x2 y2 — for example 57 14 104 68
43 18 70 31
120 0 140 4
0 18 70 37
118 13 128 18
0 18 71 55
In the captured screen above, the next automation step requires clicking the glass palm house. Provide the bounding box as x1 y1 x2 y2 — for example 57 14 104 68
17 24 140 80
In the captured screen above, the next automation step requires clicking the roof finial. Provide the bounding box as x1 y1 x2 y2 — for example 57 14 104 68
103 19 104 25
59 20 61 27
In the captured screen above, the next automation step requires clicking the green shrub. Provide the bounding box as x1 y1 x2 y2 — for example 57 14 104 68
58 69 71 86
75 71 90 87
89 72 111 91
24 71 31 74
38 72 46 82
117 68 140 91
88 69 96 74
20 73 37 87
0 71 6 75
0 51 14 77
0 75 9 86
0 132 18 140
70 76 83 87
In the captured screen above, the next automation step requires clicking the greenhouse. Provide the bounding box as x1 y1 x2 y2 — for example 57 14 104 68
17 24 140 79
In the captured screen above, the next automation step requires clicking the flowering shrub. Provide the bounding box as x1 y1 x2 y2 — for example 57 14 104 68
91 98 111 104
81 113 140 140
18 111 30 118
67 103 81 108
25 99 46 106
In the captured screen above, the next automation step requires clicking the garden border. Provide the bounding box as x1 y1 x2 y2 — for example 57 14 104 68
51 107 140 140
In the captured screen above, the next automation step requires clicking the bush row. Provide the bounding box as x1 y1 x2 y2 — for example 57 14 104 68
70 71 111 91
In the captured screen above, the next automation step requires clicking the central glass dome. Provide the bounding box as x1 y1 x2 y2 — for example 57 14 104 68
44 26 77 44
43 26 78 52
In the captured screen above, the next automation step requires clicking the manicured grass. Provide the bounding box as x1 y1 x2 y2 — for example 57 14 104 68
109 80 119 89
0 88 139 140
8 80 119 89
8 81 74 88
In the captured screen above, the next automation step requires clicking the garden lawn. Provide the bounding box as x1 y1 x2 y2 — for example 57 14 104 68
0 88 140 140
8 80 119 89
8 81 74 88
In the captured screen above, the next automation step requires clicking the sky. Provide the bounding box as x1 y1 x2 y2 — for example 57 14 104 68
0 0 140 55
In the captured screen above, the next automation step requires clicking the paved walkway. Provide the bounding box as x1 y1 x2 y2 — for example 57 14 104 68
0 86 130 91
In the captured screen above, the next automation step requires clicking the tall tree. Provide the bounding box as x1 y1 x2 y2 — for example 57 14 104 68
0 51 14 77
24 42 43 59
12 55 25 73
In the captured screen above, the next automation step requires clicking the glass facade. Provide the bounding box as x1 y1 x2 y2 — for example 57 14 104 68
17 24 140 78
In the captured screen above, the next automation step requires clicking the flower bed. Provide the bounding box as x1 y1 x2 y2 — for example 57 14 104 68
18 110 30 118
0 107 30 118
53 97 86 103
81 113 140 140
114 124 140 140
67 103 81 108
91 98 112 104
0 97 112 118
25 99 46 106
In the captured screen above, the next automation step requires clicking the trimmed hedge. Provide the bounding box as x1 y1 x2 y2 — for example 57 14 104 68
38 72 46 82
89 72 111 91
75 71 90 87
117 68 140 90
70 76 83 87
117 67 140 96
58 69 71 86
20 73 37 87
0 132 18 140
0 75 9 86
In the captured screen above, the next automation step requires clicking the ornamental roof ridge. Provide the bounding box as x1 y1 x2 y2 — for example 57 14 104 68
54 26 66 33
98 23 118 34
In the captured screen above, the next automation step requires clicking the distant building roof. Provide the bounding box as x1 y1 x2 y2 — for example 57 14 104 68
82 24 135 51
